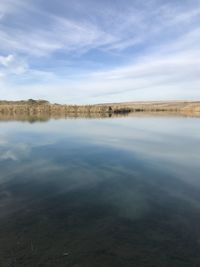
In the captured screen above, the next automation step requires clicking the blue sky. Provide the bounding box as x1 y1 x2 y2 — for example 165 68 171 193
0 0 200 104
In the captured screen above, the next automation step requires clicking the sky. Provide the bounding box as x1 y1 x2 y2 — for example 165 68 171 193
0 0 200 104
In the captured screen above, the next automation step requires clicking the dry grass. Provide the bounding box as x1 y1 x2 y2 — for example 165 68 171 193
0 100 199 118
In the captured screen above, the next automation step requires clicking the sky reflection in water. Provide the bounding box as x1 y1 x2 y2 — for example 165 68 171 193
0 117 200 267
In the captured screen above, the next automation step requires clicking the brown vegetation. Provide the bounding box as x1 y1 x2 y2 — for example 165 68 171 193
0 99 199 119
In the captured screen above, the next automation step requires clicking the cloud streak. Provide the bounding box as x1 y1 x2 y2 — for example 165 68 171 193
0 0 199 102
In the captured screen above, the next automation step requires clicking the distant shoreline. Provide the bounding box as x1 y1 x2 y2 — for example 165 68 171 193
0 99 200 118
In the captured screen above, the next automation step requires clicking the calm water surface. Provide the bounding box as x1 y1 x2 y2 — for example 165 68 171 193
0 116 200 267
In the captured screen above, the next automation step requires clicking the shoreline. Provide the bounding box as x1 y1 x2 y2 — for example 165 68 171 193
0 100 200 118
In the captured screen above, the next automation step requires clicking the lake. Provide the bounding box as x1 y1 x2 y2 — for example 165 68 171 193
0 115 200 267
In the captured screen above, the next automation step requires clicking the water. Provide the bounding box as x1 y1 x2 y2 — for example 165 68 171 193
0 116 200 267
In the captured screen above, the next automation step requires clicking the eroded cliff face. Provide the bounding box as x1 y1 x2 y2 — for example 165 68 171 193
0 100 200 118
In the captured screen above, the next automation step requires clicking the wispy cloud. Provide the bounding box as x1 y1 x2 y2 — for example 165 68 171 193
0 54 28 75
0 0 199 102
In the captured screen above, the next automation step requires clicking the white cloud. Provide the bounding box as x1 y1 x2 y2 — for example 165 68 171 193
0 0 199 56
0 0 199 102
0 54 16 67
0 19 115 57
0 54 28 75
